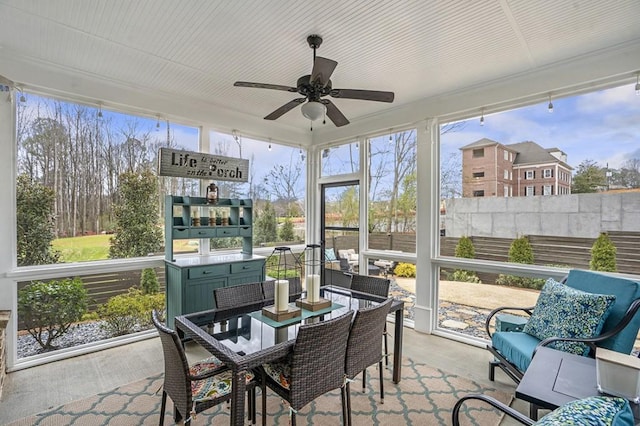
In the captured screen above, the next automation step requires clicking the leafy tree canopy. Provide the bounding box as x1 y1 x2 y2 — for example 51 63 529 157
572 159 606 193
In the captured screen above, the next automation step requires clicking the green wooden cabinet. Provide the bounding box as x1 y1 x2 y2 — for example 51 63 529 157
164 195 265 328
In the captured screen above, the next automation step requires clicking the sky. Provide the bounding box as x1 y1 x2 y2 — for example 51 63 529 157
440 83 640 170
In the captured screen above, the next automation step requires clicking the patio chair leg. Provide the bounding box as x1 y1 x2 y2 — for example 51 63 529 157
159 391 167 426
261 372 267 426
384 325 389 367
362 369 367 393
489 360 499 381
346 382 353 426
378 360 384 404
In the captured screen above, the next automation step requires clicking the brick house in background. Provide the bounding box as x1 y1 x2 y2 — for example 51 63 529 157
460 138 573 198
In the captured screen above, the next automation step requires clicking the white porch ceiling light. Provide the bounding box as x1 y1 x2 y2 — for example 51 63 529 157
301 101 325 121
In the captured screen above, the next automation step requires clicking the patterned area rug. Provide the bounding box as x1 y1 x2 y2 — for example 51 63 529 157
8 358 511 425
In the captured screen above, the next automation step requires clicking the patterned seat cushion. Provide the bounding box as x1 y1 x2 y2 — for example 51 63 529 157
535 396 634 425
523 278 616 356
191 369 255 402
263 358 292 390
189 356 225 376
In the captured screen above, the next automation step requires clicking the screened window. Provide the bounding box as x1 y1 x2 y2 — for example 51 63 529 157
473 148 484 158
473 171 485 178
473 190 485 197
544 169 553 178
525 170 535 179
321 142 359 176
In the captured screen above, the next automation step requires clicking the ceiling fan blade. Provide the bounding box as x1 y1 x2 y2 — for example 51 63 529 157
329 88 395 103
234 81 297 92
264 98 306 120
321 99 350 127
310 57 338 87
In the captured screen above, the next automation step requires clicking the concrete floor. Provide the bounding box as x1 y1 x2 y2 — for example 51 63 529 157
0 327 530 425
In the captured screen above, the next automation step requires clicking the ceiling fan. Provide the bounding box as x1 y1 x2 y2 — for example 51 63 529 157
234 35 395 128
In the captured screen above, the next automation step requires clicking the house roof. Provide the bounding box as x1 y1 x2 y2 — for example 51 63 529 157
508 141 572 169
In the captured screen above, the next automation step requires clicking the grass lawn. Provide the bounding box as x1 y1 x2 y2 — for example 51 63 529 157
52 234 197 262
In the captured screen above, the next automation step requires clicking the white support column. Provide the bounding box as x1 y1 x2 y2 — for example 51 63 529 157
199 127 211 253
0 87 17 368
358 136 367 268
413 118 438 334
306 145 320 245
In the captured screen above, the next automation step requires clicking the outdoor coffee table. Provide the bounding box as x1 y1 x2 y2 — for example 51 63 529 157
516 346 640 421
175 286 404 426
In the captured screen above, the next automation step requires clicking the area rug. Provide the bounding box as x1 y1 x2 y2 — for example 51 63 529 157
7 358 512 425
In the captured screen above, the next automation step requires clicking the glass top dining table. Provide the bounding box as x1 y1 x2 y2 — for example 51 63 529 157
174 285 405 426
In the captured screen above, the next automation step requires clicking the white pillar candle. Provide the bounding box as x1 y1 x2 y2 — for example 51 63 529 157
275 279 289 312
307 274 321 302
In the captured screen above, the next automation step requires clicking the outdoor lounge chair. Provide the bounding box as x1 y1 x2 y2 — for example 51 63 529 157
486 269 640 384
452 394 634 425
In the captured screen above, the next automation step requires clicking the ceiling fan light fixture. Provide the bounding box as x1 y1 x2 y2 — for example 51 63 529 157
301 101 326 121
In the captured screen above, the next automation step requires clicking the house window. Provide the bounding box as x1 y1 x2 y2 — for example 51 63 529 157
525 186 535 196
472 148 484 158
504 186 509 197
473 190 485 197
525 170 535 180
543 169 553 178
503 169 509 179
504 150 509 161
543 185 553 195
472 171 484 178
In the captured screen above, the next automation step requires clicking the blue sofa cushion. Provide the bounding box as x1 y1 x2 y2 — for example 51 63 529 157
325 248 337 261
523 278 616 356
535 396 634 426
491 331 540 372
565 269 640 353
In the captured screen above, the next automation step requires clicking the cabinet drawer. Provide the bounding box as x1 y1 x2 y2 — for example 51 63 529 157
173 227 189 239
231 260 263 274
189 228 217 239
239 226 252 237
188 264 230 279
216 227 239 237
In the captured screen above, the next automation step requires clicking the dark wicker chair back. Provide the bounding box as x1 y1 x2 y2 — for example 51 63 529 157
350 274 391 297
152 310 198 423
323 268 353 288
214 281 264 309
289 311 353 410
339 257 350 272
345 298 393 379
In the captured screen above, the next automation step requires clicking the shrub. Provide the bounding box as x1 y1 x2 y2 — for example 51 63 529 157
455 236 475 259
394 262 416 278
446 269 481 283
18 277 88 350
590 232 617 272
279 217 295 242
451 235 480 282
140 268 159 295
508 235 534 264
99 288 165 337
495 274 545 290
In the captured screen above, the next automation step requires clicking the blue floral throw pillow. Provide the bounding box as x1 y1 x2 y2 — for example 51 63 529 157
325 248 337 261
523 278 616 355
535 396 634 425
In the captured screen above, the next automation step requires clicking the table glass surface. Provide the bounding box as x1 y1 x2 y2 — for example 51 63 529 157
180 286 385 357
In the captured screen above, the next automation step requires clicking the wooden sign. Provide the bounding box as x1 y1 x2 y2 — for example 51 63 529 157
158 148 249 182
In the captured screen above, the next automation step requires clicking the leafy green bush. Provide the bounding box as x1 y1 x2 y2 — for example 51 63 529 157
451 235 480 282
508 235 534 264
455 236 475 259
99 288 165 337
394 262 416 278
495 274 545 290
279 217 295 242
18 277 88 350
590 232 617 272
140 268 159 295
446 269 481 283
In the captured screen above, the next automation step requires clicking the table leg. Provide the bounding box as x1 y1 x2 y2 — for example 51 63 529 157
529 403 540 421
393 308 404 383
230 369 247 426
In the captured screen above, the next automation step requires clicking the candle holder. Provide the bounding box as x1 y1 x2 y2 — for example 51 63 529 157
296 244 331 311
262 247 302 321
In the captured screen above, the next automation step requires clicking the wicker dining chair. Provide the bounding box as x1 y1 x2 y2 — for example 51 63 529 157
214 281 264 310
350 274 392 366
259 311 353 426
344 298 393 426
151 310 257 425
323 268 353 289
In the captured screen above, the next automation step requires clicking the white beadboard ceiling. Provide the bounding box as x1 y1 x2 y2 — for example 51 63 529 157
0 0 639 144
